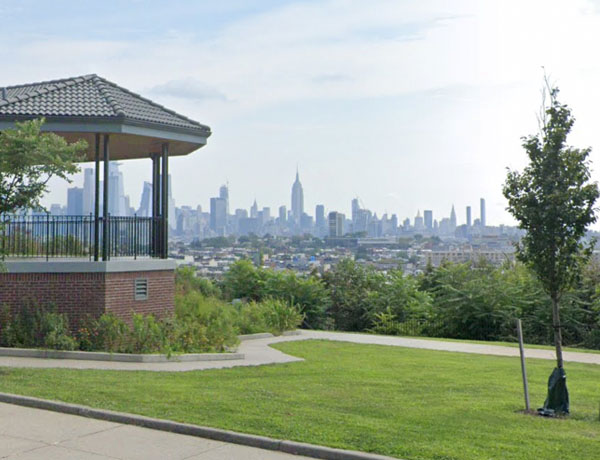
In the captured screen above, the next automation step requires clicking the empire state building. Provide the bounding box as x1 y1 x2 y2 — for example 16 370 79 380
291 170 304 225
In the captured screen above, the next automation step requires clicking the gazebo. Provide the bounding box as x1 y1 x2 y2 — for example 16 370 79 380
0 74 211 325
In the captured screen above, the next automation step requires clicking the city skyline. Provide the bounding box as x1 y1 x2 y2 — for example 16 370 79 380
9 1 600 228
58 166 491 231
55 167 497 243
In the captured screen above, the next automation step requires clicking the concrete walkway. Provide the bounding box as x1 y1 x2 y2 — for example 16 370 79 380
0 330 598 371
0 402 313 459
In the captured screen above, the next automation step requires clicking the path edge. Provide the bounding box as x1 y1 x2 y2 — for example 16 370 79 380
0 392 398 460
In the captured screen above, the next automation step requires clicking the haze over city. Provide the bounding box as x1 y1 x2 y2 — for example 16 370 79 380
4 0 600 226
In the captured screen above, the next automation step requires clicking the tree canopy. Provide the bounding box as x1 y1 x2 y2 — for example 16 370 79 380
0 119 86 215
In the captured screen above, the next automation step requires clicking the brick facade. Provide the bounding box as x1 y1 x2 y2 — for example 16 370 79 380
0 269 175 329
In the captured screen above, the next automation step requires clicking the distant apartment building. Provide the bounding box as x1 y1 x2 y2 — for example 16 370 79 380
425 248 514 267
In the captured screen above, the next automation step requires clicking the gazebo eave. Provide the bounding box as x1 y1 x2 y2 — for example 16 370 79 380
0 115 209 160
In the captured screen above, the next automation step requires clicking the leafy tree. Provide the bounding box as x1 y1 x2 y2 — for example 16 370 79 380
0 119 85 215
503 83 599 414
322 259 386 331
262 270 329 329
222 259 264 301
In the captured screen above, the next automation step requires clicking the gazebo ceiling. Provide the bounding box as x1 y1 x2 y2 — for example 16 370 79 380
0 74 211 160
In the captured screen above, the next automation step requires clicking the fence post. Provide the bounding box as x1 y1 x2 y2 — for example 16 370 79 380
517 319 531 412
46 213 50 261
134 214 138 260
1 215 5 260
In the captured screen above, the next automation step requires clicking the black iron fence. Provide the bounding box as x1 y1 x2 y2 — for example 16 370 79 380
0 214 162 260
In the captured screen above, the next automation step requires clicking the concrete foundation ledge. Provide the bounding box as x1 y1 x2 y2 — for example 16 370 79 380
0 393 399 460
0 347 244 363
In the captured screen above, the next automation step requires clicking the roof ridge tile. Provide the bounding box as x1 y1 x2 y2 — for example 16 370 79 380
93 75 209 130
93 77 125 117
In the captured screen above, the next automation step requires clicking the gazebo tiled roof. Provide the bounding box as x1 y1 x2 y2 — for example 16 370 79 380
0 74 211 160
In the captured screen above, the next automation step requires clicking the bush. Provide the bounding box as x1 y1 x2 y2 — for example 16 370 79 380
173 291 239 352
236 301 269 335
222 260 329 329
0 302 77 350
259 298 304 335
83 313 129 353
126 314 166 354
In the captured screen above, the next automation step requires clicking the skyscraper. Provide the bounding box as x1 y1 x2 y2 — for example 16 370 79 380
351 198 360 223
480 198 486 227
328 211 345 237
210 197 227 235
137 182 153 217
108 162 126 216
250 199 258 218
315 204 326 236
450 205 457 229
466 206 472 227
291 169 304 224
315 204 325 228
66 187 83 215
414 210 424 231
219 184 229 217
278 205 287 223
82 168 95 215
424 210 433 230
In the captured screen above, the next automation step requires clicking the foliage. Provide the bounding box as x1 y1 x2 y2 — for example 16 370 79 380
423 262 535 340
322 260 431 332
255 298 304 335
222 260 329 328
0 302 77 350
0 119 86 215
321 259 385 331
222 259 264 301
172 291 239 352
503 83 599 369
175 266 221 298
235 299 304 336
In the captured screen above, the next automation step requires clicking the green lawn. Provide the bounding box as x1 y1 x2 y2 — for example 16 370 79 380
0 340 599 459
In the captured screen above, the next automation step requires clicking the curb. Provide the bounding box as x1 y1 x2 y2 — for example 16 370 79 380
0 347 244 363
238 332 274 341
0 392 398 460
239 330 302 341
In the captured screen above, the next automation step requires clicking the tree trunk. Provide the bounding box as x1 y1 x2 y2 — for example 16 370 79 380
551 294 564 369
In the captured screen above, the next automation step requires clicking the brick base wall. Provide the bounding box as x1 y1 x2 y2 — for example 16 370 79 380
0 269 175 329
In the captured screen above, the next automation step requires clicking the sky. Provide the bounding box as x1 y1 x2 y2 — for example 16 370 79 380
3 0 600 227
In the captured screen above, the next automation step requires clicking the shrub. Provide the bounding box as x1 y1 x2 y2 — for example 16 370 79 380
173 291 239 352
0 302 77 350
125 314 166 354
368 308 401 336
236 301 268 335
87 313 129 353
259 298 304 335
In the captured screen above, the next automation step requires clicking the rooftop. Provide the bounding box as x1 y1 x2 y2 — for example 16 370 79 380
0 74 211 160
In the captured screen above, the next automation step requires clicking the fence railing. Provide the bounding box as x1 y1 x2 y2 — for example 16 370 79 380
0 214 162 260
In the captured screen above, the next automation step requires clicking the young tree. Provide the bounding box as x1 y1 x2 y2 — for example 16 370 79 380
0 119 86 215
503 83 599 414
